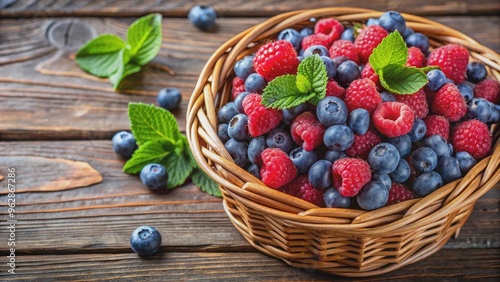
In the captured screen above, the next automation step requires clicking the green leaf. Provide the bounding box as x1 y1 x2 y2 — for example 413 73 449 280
261 75 315 109
123 139 174 174
419 65 440 73
191 168 221 197
127 13 163 66
379 64 428 94
109 51 141 89
161 152 194 189
297 54 327 102
128 102 181 145
296 74 312 93
369 30 407 72
75 34 126 77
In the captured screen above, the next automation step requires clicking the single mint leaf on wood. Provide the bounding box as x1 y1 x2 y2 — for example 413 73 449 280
128 102 181 146
109 55 141 89
379 64 428 94
261 75 306 109
369 30 407 72
297 54 327 103
191 168 221 197
127 13 163 66
123 139 174 174
75 34 126 77
161 152 194 189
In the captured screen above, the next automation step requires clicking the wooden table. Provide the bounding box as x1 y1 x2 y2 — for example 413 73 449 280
0 1 499 281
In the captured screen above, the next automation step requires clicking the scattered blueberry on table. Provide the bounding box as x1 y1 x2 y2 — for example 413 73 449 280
130 226 162 256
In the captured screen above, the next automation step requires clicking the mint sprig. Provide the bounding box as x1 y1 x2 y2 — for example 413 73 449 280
124 103 220 196
76 14 163 89
261 54 327 109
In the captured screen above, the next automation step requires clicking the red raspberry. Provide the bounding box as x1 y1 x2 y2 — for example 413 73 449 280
260 148 297 189
344 78 382 114
354 25 389 63
243 94 282 137
301 33 330 51
372 102 415 137
314 18 344 44
474 78 500 104
290 111 326 151
253 40 299 81
332 158 371 197
329 40 360 64
386 183 416 206
280 175 325 207
231 77 246 100
361 63 380 87
431 83 467 122
451 120 492 160
325 79 345 99
405 46 425 68
427 44 469 83
346 129 382 159
424 115 450 140
395 89 429 119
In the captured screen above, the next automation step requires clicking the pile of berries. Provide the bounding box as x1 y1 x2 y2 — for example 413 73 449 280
218 11 499 211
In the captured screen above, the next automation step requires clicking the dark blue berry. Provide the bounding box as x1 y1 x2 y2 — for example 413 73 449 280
278 28 303 51
412 171 443 197
402 27 415 39
244 73 266 93
366 18 380 26
379 11 406 34
405 33 429 54
423 135 452 159
468 98 499 124
387 134 412 158
340 27 355 42
157 87 182 111
324 150 347 163
130 226 162 256
410 147 438 173
217 124 230 143
233 91 251 113
323 187 351 208
357 181 389 211
389 159 411 183
266 127 294 153
299 27 313 37
436 156 462 184
316 96 348 127
289 147 318 174
372 172 392 191
347 108 370 135
246 164 260 179
335 60 360 87
282 103 308 125
217 102 238 124
332 56 349 67
225 138 249 167
112 131 137 159
455 151 477 175
308 160 332 190
466 62 487 83
247 136 266 165
228 114 250 141
188 5 217 31
368 143 400 174
303 45 329 58
380 91 397 102
408 118 427 142
323 125 354 151
427 69 447 92
234 56 255 80
457 83 474 102
321 56 337 79
140 164 168 191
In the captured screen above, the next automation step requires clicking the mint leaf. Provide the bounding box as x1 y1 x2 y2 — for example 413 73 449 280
161 152 194 189
191 168 221 197
296 74 312 93
127 13 163 66
379 64 428 94
109 51 141 89
123 139 174 174
75 34 126 77
419 65 440 73
261 75 308 109
369 30 407 71
297 54 327 104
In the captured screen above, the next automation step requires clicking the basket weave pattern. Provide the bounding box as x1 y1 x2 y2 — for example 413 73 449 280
187 8 500 277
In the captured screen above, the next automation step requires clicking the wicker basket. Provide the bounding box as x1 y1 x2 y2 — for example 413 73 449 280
186 7 500 277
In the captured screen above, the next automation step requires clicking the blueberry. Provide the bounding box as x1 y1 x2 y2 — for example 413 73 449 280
233 91 251 113
408 118 427 142
234 56 255 80
426 69 447 92
405 33 429 54
412 171 443 197
130 226 162 256
140 164 168 191
387 134 412 159
308 160 332 190
303 45 330 57
410 147 438 173
347 108 370 135
436 156 462 184
323 125 354 151
228 114 250 141
112 131 137 159
455 151 477 175
335 60 360 87
457 83 474 103
357 181 389 211
340 27 355 42
282 103 308 125
278 28 303 51
289 147 318 174
423 135 452 159
247 136 266 165
323 187 351 208
188 5 217 32
217 102 238 124
389 159 411 183
380 91 397 102
468 98 498 124
225 138 249 167
368 143 401 174
321 56 337 79
217 124 230 143
316 96 348 127
246 164 260 179
324 150 347 163
372 172 392 191
379 11 406 34
244 73 266 93
299 27 313 37
157 87 182 111
402 27 415 39
466 62 487 83
331 56 349 67
266 127 294 153
366 18 380 26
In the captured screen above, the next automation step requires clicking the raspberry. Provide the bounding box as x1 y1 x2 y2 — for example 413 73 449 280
373 102 415 137
242 94 282 137
344 78 382 114
260 148 297 189
395 89 429 119
474 78 500 104
405 46 425 68
427 44 469 83
354 25 389 63
346 129 382 159
451 120 492 160
325 79 345 99
280 175 325 207
301 34 330 51
332 158 372 197
424 115 450 140
361 63 379 87
290 111 326 151
431 83 467 122
231 77 246 100
385 183 416 206
314 18 344 44
329 40 360 64
253 40 299 81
